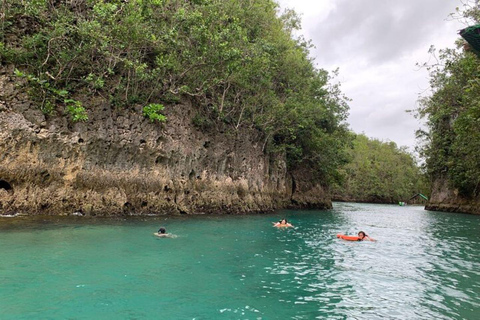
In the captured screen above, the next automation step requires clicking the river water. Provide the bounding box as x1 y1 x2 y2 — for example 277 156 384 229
0 203 479 319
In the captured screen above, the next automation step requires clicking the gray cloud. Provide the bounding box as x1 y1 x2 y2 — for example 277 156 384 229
278 0 465 150
310 0 461 65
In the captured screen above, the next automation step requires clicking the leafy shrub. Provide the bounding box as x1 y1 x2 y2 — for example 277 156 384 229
65 99 88 122
13 69 87 122
142 103 166 123
2 0 351 182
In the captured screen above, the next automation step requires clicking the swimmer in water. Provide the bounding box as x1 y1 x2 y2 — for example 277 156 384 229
154 227 171 238
357 231 375 241
273 219 293 228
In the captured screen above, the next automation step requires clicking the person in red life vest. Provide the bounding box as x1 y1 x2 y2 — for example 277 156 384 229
337 231 376 241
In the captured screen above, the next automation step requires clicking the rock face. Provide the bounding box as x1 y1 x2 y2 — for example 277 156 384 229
0 66 331 215
426 177 480 215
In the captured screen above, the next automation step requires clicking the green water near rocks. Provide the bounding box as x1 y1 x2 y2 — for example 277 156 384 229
1 203 479 319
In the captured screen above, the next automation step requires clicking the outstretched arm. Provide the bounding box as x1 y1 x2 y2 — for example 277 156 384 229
365 236 376 242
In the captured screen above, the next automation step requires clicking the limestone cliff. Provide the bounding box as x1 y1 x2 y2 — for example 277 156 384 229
0 66 331 215
426 177 480 215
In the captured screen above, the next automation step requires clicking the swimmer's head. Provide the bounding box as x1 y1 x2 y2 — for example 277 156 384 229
358 231 366 239
158 227 166 234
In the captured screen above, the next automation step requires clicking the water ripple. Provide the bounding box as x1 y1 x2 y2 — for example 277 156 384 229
1 203 479 319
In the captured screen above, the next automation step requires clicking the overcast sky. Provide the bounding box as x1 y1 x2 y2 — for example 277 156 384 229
277 0 469 151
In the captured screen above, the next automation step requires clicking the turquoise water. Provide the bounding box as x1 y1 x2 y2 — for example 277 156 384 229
1 203 479 319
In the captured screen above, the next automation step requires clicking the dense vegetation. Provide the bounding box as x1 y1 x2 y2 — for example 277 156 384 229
416 6 480 197
0 0 349 182
332 134 429 203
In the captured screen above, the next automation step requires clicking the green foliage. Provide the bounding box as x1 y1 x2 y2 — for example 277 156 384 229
142 103 166 123
13 69 87 122
417 45 480 196
65 99 88 122
332 134 430 202
2 0 350 182
414 5 480 197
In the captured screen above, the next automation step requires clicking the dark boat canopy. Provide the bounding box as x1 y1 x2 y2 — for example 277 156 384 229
460 25 480 52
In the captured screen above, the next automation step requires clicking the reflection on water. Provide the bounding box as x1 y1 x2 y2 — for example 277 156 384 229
0 203 479 319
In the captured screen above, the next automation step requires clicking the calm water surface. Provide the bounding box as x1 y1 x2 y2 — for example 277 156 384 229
1 203 479 319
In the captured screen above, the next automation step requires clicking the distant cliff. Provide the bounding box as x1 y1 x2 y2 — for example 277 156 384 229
426 177 480 215
0 66 331 215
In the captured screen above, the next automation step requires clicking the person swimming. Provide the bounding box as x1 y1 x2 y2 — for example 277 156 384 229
336 231 376 241
357 231 375 241
154 227 171 238
273 219 293 228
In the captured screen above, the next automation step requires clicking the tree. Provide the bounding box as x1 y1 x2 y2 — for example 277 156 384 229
332 134 429 203
1 0 351 182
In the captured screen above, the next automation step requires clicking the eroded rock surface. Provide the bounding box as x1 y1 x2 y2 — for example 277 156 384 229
0 66 330 215
426 178 480 215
